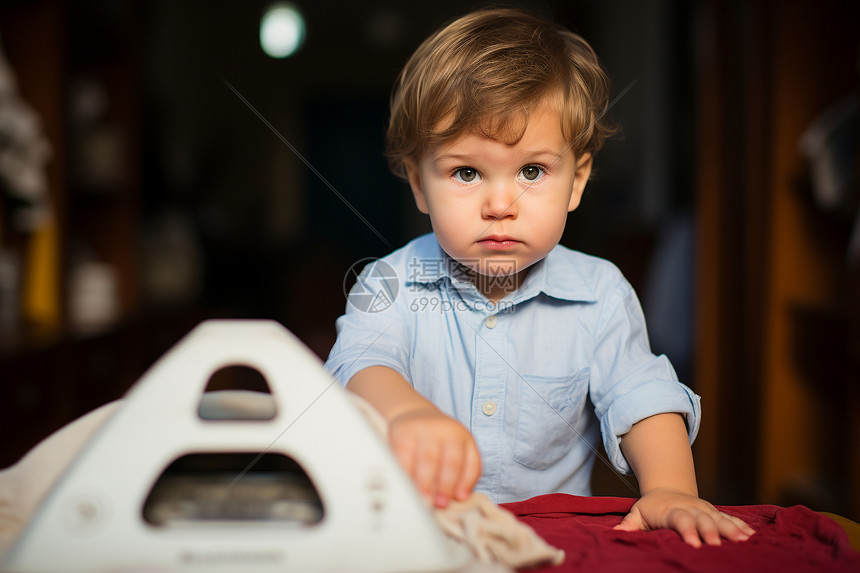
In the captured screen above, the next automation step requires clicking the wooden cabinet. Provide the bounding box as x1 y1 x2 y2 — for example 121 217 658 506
0 0 140 337
695 0 859 520
0 0 152 466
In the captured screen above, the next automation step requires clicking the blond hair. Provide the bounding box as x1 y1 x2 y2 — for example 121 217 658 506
385 8 615 179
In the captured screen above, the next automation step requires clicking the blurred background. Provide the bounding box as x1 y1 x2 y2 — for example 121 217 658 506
0 0 857 519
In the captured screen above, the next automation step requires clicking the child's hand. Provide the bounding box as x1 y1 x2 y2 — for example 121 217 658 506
345 366 481 507
613 487 756 547
388 407 482 508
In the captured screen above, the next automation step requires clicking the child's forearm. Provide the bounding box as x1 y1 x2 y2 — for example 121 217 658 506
619 412 698 496
347 366 440 423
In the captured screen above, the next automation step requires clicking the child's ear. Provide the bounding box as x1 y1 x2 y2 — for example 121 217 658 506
404 158 430 214
568 153 593 212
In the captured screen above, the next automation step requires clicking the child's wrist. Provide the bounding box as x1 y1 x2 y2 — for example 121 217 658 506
386 403 440 425
638 485 699 498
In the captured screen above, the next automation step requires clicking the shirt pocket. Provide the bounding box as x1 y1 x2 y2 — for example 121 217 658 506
513 369 589 470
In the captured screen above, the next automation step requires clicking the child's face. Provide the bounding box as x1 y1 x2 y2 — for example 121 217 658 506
404 100 592 299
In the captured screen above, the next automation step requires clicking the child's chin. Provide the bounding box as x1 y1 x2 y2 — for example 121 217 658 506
478 259 533 286
482 257 533 277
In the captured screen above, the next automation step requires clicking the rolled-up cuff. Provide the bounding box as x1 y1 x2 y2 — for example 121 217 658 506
324 350 411 389
599 381 701 474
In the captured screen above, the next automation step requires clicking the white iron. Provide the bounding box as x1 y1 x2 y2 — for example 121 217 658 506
3 320 472 572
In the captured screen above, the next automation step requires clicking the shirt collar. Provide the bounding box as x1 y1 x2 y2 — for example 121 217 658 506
403 237 461 286
404 235 598 305
508 245 598 304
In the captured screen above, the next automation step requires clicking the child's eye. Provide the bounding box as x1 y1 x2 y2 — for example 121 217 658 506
452 167 480 183
519 165 546 182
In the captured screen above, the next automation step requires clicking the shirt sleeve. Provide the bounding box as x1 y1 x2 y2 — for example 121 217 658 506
588 279 701 475
323 264 412 388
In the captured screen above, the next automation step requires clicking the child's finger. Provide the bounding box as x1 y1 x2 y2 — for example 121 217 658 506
454 441 481 500
670 511 704 548
716 512 753 541
433 441 463 507
413 437 441 499
693 512 722 546
612 507 644 532
724 512 756 537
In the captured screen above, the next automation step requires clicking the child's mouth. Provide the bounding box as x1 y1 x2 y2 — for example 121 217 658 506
478 236 520 250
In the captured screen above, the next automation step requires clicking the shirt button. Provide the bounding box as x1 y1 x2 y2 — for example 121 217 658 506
485 315 498 329
481 401 497 416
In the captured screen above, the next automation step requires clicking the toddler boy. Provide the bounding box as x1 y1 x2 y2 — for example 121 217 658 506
325 8 753 547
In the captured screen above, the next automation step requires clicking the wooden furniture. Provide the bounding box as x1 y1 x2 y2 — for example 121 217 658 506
0 0 141 336
0 0 178 469
695 0 859 519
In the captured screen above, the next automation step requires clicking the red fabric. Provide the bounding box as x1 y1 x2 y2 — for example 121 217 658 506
502 493 860 573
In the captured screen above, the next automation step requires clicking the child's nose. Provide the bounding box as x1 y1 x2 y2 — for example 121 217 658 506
481 181 519 220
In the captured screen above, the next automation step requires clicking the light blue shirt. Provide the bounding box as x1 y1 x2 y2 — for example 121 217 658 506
325 233 700 503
